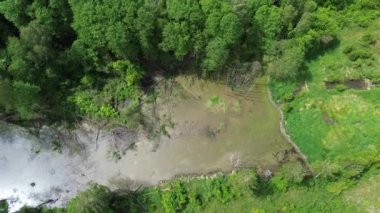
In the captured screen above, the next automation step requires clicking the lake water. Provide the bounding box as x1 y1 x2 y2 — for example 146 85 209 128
0 76 294 212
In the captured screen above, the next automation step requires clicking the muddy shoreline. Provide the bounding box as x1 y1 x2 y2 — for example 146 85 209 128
266 77 313 176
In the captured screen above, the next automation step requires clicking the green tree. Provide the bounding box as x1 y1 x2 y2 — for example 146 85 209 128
160 0 205 60
201 0 242 73
0 0 32 27
268 44 305 81
69 0 139 60
135 0 161 59
160 22 191 59
254 5 282 48
7 21 57 84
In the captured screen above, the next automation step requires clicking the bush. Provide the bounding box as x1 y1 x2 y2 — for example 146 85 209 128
313 161 343 181
360 34 376 45
227 170 258 197
268 46 306 81
347 49 373 61
210 178 233 204
335 84 348 92
343 45 373 61
277 163 306 189
161 181 188 213
67 184 113 213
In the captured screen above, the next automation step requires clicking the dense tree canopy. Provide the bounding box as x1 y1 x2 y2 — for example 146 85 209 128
0 0 377 125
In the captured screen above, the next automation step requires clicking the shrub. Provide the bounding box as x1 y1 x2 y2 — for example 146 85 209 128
325 180 353 195
186 191 203 212
268 46 306 81
313 161 343 181
276 163 306 184
210 178 233 203
67 184 113 213
360 34 376 45
343 44 373 61
161 181 188 213
335 84 348 92
347 48 373 61
227 170 258 197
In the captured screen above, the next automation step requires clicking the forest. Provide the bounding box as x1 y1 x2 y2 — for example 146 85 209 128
0 0 346 126
1 0 380 212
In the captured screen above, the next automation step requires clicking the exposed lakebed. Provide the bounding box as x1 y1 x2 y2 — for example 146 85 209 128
0 76 296 212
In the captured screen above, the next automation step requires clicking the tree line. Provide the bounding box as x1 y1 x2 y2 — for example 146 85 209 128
0 0 369 125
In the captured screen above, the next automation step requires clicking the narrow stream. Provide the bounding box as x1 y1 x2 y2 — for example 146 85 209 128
0 76 294 212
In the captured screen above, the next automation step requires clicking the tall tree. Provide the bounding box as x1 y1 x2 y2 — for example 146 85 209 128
201 0 242 73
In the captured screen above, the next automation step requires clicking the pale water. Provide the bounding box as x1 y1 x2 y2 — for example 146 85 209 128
0 77 293 212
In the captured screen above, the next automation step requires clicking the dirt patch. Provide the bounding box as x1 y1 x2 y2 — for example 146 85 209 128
325 79 370 90
375 39 380 49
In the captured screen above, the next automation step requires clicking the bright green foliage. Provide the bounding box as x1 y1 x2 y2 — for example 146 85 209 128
0 0 31 27
69 0 139 60
201 0 242 73
161 181 188 212
272 163 306 192
227 170 258 197
67 183 113 213
270 13 380 212
111 60 143 101
70 91 118 119
160 22 191 60
160 0 204 59
254 5 282 45
268 45 306 81
41 168 361 212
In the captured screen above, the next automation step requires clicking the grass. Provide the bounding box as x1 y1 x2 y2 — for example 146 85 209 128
344 169 380 211
282 17 380 165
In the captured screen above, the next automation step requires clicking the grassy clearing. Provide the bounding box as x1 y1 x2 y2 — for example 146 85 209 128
282 17 380 164
272 15 380 211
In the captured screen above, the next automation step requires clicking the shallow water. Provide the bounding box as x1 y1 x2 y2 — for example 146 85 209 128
0 76 293 212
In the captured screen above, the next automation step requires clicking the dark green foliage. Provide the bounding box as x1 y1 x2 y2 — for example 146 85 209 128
1 0 345 124
12 81 41 119
0 0 32 27
0 200 7 213
18 206 65 213
0 15 18 48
